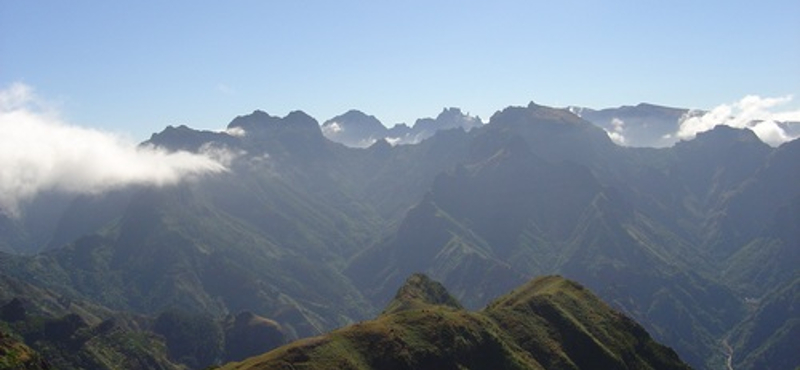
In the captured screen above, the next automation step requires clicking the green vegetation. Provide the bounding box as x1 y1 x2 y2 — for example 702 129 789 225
382 273 463 314
0 329 49 370
0 294 291 370
221 275 689 370
0 311 182 370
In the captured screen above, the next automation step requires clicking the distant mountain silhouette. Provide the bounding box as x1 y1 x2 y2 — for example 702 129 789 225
570 102 694 147
322 107 482 147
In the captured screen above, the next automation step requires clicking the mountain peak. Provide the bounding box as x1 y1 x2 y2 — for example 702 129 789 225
491 103 587 128
226 110 279 130
224 274 691 370
413 107 482 133
693 124 762 144
321 110 388 148
675 125 768 155
284 110 317 126
382 273 463 314
488 275 588 310
324 110 384 128
435 107 465 120
145 124 235 152
226 109 319 131
225 110 324 142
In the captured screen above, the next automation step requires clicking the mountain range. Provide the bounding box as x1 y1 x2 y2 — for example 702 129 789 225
321 107 482 148
1 101 798 369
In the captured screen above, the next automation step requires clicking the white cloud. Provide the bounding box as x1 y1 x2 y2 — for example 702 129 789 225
750 120 793 146
322 122 343 135
611 117 625 132
606 130 627 146
199 142 245 167
225 126 247 137
604 117 627 145
0 83 227 216
358 138 378 148
385 137 402 146
677 95 800 146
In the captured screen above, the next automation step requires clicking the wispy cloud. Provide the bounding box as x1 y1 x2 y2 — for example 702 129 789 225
604 117 627 145
0 83 227 216
678 95 800 146
217 83 236 96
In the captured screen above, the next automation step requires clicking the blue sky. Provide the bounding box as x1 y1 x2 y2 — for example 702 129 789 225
2 1 799 140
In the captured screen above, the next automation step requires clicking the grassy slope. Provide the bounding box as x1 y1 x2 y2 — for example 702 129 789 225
0 329 49 370
221 275 689 370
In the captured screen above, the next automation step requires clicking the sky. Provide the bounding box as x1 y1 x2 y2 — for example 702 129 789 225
2 1 799 140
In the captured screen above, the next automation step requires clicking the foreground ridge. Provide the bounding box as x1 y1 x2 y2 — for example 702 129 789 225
221 274 690 370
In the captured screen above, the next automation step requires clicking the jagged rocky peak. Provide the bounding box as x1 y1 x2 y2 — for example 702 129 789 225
388 122 411 134
321 107 483 147
225 109 324 141
146 124 195 142
382 273 463 314
226 109 280 131
146 123 234 152
435 107 482 129
414 107 482 133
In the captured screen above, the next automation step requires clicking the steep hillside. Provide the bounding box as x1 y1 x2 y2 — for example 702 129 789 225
0 271 290 369
0 330 50 370
221 274 690 370
728 277 800 370
0 277 183 370
348 111 752 368
2 111 386 339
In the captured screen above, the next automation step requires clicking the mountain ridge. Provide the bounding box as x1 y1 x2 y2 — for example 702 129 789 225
321 107 482 147
222 274 691 370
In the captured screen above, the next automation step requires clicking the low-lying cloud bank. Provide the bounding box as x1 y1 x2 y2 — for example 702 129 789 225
678 95 800 146
0 83 226 216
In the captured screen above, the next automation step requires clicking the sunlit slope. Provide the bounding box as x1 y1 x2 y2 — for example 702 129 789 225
222 274 690 370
